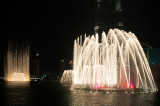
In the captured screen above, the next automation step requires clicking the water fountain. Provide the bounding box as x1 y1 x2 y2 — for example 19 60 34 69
61 29 157 92
61 70 72 83
4 40 30 81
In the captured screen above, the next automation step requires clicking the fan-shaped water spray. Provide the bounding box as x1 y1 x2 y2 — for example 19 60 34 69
61 29 157 93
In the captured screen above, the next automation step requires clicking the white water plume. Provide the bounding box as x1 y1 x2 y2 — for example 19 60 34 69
5 40 30 81
60 70 72 83
70 29 157 92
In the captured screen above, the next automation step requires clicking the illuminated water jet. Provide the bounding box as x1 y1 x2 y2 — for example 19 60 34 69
61 29 157 93
60 70 72 83
5 40 30 81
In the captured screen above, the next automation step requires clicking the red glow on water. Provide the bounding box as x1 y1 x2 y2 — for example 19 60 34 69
94 84 104 88
130 84 134 89
95 84 98 88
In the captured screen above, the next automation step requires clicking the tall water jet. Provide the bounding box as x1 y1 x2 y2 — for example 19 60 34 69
63 28 157 93
5 40 30 81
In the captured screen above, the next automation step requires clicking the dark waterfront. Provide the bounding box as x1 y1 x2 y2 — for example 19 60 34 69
0 81 160 106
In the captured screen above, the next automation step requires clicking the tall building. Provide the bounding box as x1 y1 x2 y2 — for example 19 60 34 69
33 53 40 75
142 44 160 65
94 0 160 67
94 0 124 34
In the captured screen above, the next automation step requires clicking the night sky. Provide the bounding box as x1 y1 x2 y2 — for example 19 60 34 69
1 0 159 75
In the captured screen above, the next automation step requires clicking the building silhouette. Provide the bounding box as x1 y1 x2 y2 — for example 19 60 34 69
33 53 40 75
94 0 124 34
93 0 160 67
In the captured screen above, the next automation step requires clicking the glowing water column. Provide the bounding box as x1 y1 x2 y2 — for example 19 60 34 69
5 40 30 81
60 70 72 83
72 29 157 92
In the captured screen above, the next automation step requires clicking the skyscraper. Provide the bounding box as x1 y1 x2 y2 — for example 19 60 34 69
33 53 40 75
94 0 124 34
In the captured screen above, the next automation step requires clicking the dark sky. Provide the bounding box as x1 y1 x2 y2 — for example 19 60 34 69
1 0 159 74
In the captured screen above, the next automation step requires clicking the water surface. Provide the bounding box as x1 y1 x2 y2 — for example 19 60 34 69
0 81 160 106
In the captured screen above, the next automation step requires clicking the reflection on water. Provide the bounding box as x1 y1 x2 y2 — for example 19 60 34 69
0 81 160 106
68 91 157 106
3 82 31 105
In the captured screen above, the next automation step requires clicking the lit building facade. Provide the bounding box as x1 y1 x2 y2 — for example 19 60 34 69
142 46 160 65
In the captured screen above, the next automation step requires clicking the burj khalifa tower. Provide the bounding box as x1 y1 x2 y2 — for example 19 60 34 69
94 0 124 34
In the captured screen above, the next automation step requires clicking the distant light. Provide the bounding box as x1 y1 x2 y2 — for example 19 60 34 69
118 22 124 27
97 0 101 3
36 53 39 57
61 59 64 62
130 84 134 89
94 25 99 30
69 60 73 64
95 84 98 88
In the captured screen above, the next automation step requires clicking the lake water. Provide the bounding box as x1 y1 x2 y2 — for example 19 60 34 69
0 81 160 106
